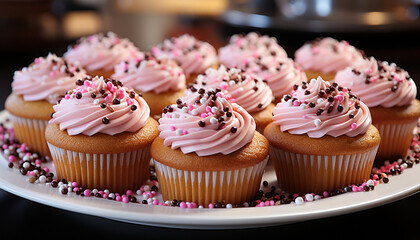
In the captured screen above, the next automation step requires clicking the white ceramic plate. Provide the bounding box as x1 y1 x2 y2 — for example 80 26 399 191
0 111 419 229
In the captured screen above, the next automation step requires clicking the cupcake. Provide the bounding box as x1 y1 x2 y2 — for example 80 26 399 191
111 54 186 119
294 37 364 81
264 77 380 195
218 33 304 103
334 57 420 160
64 31 143 78
218 32 287 69
150 34 218 84
5 53 87 156
188 65 275 133
45 76 159 193
151 90 269 206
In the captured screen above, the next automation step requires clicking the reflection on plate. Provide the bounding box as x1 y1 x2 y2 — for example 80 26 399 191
0 111 420 229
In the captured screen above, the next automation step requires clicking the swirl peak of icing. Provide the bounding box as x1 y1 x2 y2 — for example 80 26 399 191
272 76 371 138
64 31 143 71
294 37 364 74
158 90 256 156
150 34 217 76
112 54 186 94
187 65 273 113
50 76 150 136
12 53 87 104
334 56 417 108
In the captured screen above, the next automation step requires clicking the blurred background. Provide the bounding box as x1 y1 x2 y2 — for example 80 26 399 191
1 0 420 236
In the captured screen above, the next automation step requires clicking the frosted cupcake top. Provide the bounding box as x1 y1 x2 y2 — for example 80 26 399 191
294 37 364 74
245 57 307 99
188 65 273 113
50 76 149 136
150 34 217 76
272 77 371 138
111 54 186 94
12 53 87 104
218 32 287 70
64 32 143 72
334 56 417 108
158 90 256 156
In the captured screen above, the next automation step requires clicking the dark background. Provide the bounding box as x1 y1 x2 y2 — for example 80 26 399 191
1 0 420 237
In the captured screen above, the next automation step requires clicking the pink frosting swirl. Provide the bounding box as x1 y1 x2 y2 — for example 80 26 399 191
245 57 307 99
111 55 186 94
158 90 256 156
150 34 217 76
295 37 364 74
50 76 150 136
64 32 143 72
334 56 417 108
12 53 87 104
272 77 371 138
218 32 288 70
188 65 273 113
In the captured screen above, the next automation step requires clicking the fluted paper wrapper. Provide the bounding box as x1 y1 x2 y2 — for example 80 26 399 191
153 157 268 206
374 121 417 160
269 146 378 195
9 114 50 157
48 143 151 193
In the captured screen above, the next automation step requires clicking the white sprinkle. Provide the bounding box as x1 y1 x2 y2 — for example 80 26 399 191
317 98 324 104
299 103 306 109
143 185 151 191
310 78 316 84
147 198 153 205
305 194 314 202
243 202 249 207
142 193 149 200
294 197 304 205
38 175 47 183
108 193 115 199
182 107 188 113
104 189 110 194
198 205 204 209
226 203 233 208
211 106 218 113
175 129 183 136
287 99 293 106
229 80 236 86
93 99 100 105
366 179 374 187
200 98 207 104
22 162 30 169
314 195 322 201
210 117 218 124
314 119 321 127
191 109 198 115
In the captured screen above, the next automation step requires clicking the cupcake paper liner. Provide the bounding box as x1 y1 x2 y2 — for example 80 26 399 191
374 121 418 160
9 114 50 157
269 146 379 195
47 143 151 193
153 156 268 206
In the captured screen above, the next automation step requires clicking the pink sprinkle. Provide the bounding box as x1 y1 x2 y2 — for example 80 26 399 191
8 155 16 162
220 83 229 90
42 167 50 173
116 196 122 202
312 46 320 54
188 104 194 111
126 190 133 196
293 100 300 106
365 69 372 75
103 193 108 199
122 197 129 203
34 58 41 64
205 106 212 113
152 199 159 205
118 89 125 99
72 182 78 187
127 99 133 105
84 81 91 87
170 126 176 131
370 76 378 83
19 143 27 152
302 114 307 119
351 123 358 130
208 203 214 209
182 130 188 135
35 159 42 165
200 113 207 118
323 192 329 197
83 189 91 197
65 94 70 100
358 186 364 191
352 185 359 192
179 202 187 208
335 95 344 102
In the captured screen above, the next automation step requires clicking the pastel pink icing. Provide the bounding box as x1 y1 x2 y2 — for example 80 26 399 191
50 76 149 136
150 34 217 76
188 65 273 113
64 32 143 72
246 57 307 99
334 56 417 108
111 56 186 94
12 53 87 104
218 32 287 70
272 77 371 138
294 37 364 74
158 91 256 156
